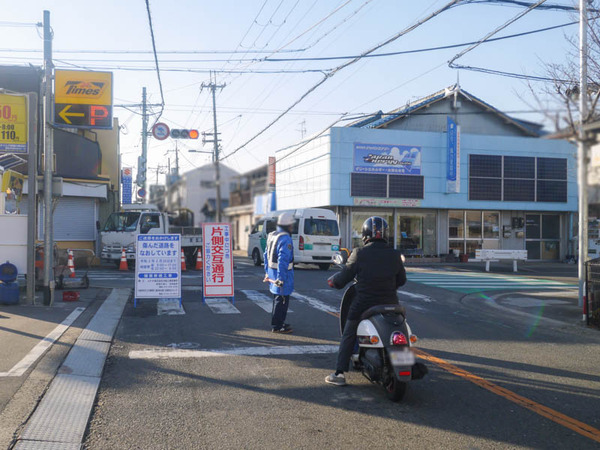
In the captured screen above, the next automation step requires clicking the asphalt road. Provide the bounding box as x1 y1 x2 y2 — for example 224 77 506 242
77 258 600 449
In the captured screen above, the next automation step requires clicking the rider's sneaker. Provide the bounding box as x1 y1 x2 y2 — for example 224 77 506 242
325 372 347 386
272 325 293 334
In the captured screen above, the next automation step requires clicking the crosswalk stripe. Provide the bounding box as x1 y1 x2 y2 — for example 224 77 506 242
240 290 293 313
291 292 338 314
205 298 240 314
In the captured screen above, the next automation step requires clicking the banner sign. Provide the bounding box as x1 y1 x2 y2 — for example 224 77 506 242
202 223 234 298
268 156 276 187
446 117 460 193
135 234 181 301
353 197 422 207
54 69 113 129
122 167 132 204
353 142 421 175
0 93 27 153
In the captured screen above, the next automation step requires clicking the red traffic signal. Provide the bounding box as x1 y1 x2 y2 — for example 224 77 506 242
171 129 199 139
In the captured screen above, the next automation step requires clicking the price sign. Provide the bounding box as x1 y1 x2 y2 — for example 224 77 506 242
0 94 27 154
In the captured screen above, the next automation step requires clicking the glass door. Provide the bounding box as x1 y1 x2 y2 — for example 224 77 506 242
398 215 423 256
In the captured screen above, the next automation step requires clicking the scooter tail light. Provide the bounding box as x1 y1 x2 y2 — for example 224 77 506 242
299 236 304 250
391 332 408 346
370 336 379 345
398 371 412 377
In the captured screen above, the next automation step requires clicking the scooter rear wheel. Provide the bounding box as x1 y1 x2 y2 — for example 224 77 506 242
384 375 407 402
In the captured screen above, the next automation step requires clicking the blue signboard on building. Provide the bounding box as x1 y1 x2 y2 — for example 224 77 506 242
446 117 460 193
122 167 132 204
353 142 421 175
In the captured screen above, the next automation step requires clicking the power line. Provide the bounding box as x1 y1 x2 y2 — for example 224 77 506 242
221 0 462 161
145 0 165 126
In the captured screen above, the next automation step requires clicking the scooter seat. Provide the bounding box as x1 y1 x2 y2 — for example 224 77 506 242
360 304 406 321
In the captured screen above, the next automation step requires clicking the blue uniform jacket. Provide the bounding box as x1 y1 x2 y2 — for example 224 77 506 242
264 227 294 296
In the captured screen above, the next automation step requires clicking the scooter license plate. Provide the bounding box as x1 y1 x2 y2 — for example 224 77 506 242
389 350 415 366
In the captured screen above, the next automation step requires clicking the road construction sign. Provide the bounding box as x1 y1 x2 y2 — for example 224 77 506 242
54 69 113 129
0 93 27 153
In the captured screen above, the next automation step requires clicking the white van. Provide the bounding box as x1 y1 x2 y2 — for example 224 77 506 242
248 208 341 270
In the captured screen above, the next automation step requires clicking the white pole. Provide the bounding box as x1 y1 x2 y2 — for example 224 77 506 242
577 0 589 315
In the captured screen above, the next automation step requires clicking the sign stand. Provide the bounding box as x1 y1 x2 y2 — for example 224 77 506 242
201 223 235 306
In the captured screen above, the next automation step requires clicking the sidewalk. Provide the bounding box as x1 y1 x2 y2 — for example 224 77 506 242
0 285 112 449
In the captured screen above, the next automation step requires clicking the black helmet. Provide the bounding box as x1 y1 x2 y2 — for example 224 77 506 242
362 216 388 243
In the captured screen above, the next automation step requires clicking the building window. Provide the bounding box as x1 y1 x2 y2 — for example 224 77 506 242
351 173 423 199
469 155 567 203
449 210 499 257
201 180 216 188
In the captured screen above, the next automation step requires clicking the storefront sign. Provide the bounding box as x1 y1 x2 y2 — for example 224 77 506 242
353 142 421 175
446 117 460 193
353 197 422 207
122 167 132 204
0 93 27 153
135 234 181 302
54 69 113 129
202 223 234 298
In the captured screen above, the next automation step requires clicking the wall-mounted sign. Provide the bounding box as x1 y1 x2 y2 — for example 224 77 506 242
268 156 276 187
446 117 460 193
353 142 421 175
122 167 132 204
0 93 27 153
54 69 113 129
353 197 422 207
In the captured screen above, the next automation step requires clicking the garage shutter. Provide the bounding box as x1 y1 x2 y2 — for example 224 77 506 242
46 197 97 241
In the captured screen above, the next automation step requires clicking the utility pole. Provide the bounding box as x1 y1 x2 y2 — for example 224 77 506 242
578 0 589 313
136 87 148 204
298 119 306 139
201 73 226 222
42 10 54 306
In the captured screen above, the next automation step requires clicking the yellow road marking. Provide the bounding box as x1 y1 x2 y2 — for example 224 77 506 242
331 311 600 442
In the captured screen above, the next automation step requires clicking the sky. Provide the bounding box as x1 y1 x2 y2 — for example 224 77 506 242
0 0 584 187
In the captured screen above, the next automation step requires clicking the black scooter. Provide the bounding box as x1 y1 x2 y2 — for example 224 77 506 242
330 252 427 401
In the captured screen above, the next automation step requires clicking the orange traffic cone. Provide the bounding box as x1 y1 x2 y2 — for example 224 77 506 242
119 247 128 271
181 249 187 271
195 249 203 270
67 249 76 278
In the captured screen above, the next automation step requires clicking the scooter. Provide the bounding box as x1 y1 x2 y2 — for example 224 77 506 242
329 252 427 401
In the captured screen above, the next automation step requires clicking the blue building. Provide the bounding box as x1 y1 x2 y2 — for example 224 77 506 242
276 85 576 260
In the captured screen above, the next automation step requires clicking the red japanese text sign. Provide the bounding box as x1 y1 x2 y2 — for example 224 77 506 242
202 223 234 297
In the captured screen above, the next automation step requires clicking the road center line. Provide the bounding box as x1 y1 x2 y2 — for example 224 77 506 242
325 309 600 443
413 349 600 443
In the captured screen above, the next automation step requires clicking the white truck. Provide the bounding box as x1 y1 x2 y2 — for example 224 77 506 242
100 204 202 268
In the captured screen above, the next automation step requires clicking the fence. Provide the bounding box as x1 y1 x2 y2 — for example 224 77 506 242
585 258 600 328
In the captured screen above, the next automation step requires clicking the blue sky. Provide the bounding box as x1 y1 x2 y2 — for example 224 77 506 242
0 1 582 184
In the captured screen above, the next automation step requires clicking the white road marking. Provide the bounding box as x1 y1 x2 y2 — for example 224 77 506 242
240 290 293 313
157 298 185 315
501 298 570 307
205 298 240 314
398 291 434 302
291 292 338 314
240 289 274 313
129 344 339 360
0 307 85 377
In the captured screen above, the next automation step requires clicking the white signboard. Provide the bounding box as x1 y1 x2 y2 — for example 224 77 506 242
202 223 234 299
135 234 181 305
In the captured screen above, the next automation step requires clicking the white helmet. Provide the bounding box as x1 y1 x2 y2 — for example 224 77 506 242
277 211 295 226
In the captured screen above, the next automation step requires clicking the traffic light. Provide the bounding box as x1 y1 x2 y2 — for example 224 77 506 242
171 129 199 139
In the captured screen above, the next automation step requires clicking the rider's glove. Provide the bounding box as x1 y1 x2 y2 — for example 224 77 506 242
274 279 284 288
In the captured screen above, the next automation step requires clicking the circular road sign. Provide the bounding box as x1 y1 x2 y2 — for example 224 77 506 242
152 122 170 140
137 188 146 198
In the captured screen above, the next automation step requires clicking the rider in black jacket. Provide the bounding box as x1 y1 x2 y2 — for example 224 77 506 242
325 216 406 386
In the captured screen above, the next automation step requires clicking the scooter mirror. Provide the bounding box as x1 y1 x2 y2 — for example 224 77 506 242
333 253 345 265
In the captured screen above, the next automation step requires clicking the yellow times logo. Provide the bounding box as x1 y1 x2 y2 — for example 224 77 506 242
55 70 112 106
